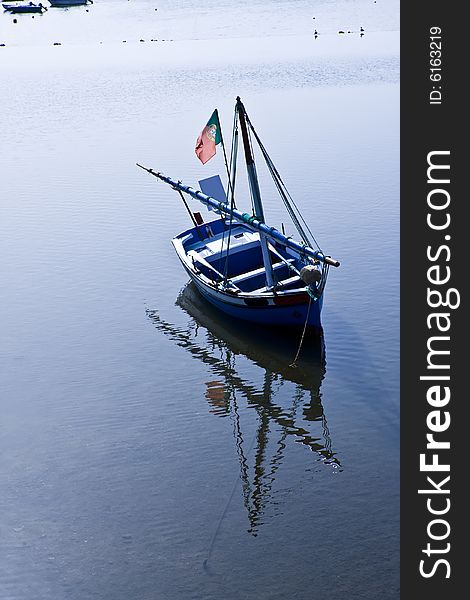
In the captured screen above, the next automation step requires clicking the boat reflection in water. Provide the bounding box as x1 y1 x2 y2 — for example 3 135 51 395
147 282 341 535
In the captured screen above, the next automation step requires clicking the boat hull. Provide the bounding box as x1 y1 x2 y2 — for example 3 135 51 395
193 275 323 330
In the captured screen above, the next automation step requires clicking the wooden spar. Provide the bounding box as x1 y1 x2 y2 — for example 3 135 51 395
236 97 274 287
229 121 239 204
136 164 340 268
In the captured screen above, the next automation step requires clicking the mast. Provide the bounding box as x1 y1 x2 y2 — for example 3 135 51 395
228 114 239 204
236 97 274 288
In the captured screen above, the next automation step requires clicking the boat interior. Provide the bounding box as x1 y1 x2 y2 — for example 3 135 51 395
177 219 306 294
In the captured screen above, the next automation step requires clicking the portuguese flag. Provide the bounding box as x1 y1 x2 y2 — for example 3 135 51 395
195 110 222 164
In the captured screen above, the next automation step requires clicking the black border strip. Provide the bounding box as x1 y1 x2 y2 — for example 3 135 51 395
401 3 464 597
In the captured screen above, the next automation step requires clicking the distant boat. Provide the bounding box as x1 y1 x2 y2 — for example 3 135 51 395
48 0 92 6
138 97 340 333
3 2 47 12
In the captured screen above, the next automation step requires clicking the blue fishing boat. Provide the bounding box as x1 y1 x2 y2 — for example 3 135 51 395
138 97 339 333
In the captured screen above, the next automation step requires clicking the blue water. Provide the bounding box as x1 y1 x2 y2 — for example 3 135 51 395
1 2 399 598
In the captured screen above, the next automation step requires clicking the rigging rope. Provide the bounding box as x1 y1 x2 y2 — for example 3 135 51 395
243 111 329 295
207 102 330 296
220 111 239 281
217 108 235 207
245 114 324 253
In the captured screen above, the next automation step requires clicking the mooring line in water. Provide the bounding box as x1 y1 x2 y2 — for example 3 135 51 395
290 296 312 368
203 427 258 575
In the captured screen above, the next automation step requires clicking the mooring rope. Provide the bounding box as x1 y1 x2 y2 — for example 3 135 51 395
290 295 313 368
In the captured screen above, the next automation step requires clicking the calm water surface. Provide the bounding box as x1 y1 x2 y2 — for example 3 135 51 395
1 2 399 598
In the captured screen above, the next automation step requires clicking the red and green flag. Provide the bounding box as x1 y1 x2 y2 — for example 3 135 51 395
195 110 222 164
